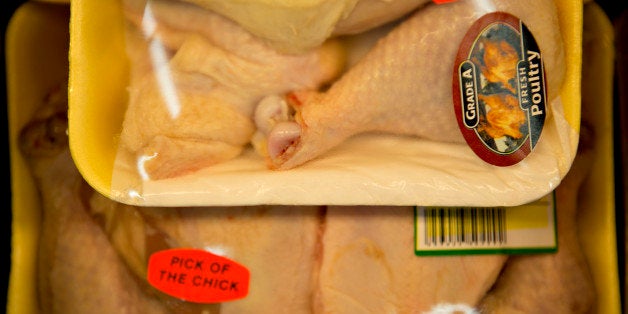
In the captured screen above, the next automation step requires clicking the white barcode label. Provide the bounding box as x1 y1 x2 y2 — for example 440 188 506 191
415 194 556 255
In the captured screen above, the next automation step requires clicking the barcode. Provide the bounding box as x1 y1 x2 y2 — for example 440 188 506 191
423 207 507 247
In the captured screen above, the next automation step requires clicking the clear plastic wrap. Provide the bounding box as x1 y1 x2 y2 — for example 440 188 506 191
69 0 582 207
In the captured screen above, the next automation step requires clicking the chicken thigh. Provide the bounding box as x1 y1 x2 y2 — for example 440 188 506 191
119 0 345 179
477 67 598 314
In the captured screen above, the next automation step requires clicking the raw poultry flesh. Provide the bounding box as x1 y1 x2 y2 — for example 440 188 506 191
20 87 171 314
256 0 566 170
23 77 595 313
479 161 597 312
25 86 324 314
119 0 345 179
22 0 596 312
178 0 431 53
118 0 567 176
88 196 324 314
317 206 507 313
477 89 598 314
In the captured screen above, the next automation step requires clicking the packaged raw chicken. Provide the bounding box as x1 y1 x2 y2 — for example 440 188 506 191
69 0 583 207
6 1 621 313
9 69 598 314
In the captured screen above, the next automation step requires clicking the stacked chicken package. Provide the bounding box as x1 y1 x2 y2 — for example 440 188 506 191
6 0 621 313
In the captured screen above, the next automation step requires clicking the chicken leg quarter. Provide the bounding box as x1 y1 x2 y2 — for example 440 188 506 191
260 0 565 170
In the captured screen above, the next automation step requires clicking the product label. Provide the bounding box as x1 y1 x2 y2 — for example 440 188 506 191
453 12 547 166
415 193 557 255
147 249 250 303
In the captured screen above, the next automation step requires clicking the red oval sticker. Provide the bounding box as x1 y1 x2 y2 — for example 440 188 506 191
147 248 250 303
453 12 547 166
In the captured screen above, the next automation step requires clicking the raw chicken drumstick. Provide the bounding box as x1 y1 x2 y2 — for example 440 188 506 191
258 0 565 170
